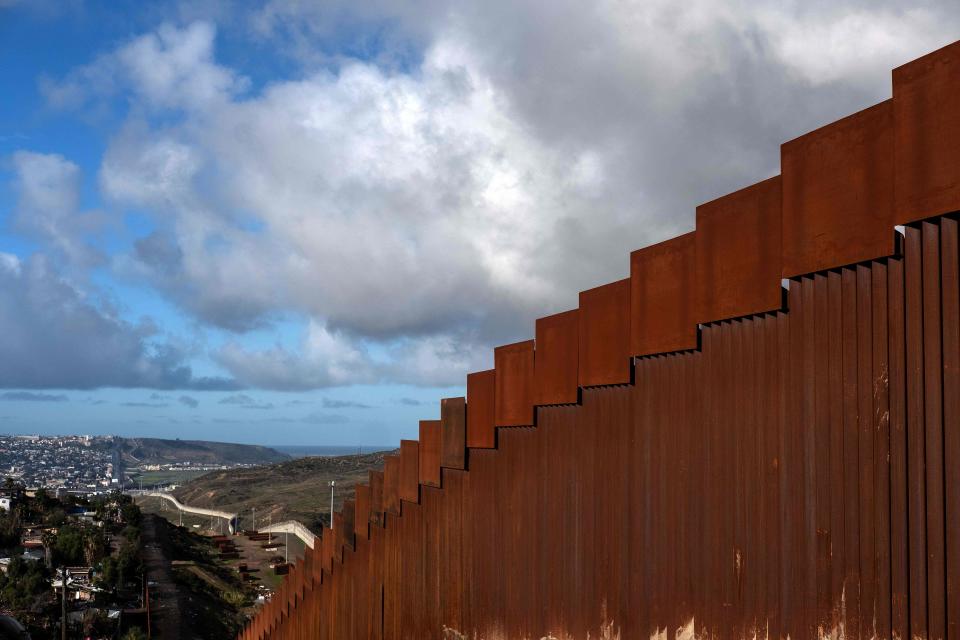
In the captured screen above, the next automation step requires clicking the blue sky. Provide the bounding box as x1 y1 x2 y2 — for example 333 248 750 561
1 0 958 446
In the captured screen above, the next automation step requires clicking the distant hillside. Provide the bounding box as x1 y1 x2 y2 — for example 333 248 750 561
103 437 290 466
168 451 394 533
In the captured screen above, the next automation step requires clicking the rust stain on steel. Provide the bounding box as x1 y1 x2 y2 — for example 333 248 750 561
466 369 496 448
419 420 442 488
578 278 631 387
399 440 420 504
494 339 535 426
630 231 698 356
696 176 783 323
534 309 579 406
781 100 895 277
440 397 466 469
894 40 960 223
383 455 400 515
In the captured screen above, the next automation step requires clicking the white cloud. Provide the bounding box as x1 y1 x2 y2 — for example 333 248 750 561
41 21 246 114
215 321 374 389
11 151 105 267
100 125 203 208
0 253 21 276
759 6 949 86
116 21 248 112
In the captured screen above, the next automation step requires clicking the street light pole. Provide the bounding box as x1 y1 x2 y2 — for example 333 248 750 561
329 481 336 529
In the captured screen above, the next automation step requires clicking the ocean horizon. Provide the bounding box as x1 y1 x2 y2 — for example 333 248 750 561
271 445 395 458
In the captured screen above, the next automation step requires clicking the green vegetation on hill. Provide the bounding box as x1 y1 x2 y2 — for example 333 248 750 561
101 437 291 466
169 451 393 532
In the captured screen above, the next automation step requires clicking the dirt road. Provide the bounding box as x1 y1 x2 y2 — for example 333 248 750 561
141 514 183 638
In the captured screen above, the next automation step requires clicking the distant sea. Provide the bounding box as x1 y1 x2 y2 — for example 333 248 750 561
271 445 394 458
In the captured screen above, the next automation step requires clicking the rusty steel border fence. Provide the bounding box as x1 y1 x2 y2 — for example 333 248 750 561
238 40 960 640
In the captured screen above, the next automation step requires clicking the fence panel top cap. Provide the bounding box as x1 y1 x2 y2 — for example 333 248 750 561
696 175 783 323
630 231 698 356
781 100 894 277
894 39 960 224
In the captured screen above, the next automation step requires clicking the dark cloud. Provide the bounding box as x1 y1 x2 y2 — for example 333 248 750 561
219 394 253 405
217 393 273 409
134 231 184 278
121 401 168 408
396 397 423 407
0 254 241 391
322 398 372 409
0 391 68 402
178 395 199 408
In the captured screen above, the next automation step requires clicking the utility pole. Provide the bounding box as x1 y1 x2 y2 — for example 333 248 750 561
285 531 289 564
60 565 67 640
252 507 256 532
329 480 336 529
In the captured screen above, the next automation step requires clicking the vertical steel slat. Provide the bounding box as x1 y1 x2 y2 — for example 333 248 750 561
769 311 786 640
813 274 833 638
841 266 862 640
905 225 929 640
872 260 893 640
784 281 803 640
741 317 758 639
857 263 877 640
827 269 847 637
720 322 735 640
888 255 911 640
922 221 947 640
940 216 960 640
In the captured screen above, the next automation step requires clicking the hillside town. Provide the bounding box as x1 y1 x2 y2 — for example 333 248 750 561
0 485 149 639
0 435 121 493
0 435 268 495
